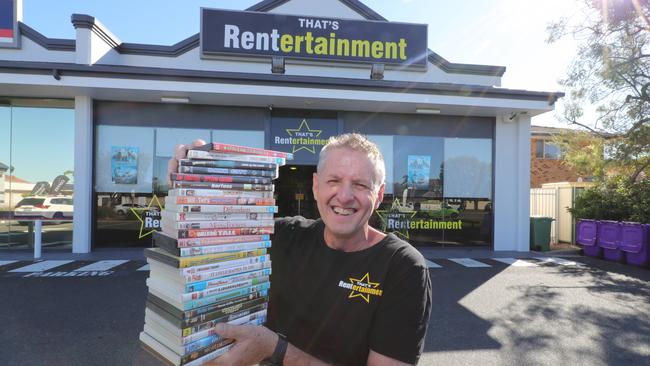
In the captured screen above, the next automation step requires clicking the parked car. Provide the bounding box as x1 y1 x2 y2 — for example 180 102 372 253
113 203 146 216
14 196 74 224
419 200 460 220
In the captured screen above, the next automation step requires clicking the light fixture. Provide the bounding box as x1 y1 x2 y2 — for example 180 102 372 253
161 96 190 104
415 108 441 114
290 166 298 171
272 57 285 74
370 63 385 80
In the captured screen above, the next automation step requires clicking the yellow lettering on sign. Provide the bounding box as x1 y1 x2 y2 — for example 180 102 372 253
280 34 293 52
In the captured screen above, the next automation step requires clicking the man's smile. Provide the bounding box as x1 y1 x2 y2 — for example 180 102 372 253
332 206 357 216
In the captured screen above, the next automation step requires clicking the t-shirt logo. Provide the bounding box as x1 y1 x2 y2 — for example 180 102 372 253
338 272 383 303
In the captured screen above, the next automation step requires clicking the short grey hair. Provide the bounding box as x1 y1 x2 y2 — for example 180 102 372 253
317 133 386 191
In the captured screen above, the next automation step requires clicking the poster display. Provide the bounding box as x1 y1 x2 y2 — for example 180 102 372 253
111 146 139 184
407 155 430 190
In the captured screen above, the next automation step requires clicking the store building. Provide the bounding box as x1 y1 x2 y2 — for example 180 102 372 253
0 0 562 253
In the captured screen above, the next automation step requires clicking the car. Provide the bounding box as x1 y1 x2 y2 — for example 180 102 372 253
14 196 74 224
113 203 146 216
419 200 460 220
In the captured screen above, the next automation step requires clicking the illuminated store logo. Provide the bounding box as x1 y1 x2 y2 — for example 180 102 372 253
274 119 327 154
131 195 163 239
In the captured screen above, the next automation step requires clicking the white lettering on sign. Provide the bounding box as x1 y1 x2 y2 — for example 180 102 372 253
298 18 340 30
224 24 282 52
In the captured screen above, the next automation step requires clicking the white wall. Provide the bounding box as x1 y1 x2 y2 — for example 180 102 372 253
72 96 93 253
493 114 531 251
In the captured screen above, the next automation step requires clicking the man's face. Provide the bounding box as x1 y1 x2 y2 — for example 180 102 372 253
313 147 384 242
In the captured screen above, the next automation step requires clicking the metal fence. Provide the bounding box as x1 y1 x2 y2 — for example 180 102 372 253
530 188 559 244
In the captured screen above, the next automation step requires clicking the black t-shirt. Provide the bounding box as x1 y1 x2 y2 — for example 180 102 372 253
266 216 432 366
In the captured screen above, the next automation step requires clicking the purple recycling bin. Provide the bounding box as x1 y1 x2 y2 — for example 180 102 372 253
620 223 649 267
598 220 624 261
577 219 601 258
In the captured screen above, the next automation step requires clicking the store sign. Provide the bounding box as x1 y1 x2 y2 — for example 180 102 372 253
376 199 463 240
201 8 428 68
269 117 338 165
0 0 20 49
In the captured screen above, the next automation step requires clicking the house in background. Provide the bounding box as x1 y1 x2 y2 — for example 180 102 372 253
3 175 34 208
0 163 7 207
530 125 583 188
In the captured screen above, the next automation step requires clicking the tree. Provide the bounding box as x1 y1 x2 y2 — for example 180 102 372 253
548 0 650 184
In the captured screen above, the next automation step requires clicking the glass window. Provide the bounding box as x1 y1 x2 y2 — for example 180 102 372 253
536 140 544 159
0 104 74 250
373 135 492 247
543 142 561 160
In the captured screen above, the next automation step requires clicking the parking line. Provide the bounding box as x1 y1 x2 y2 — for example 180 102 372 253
425 259 442 269
73 260 129 272
449 258 492 268
533 257 582 266
493 258 538 267
137 264 150 271
9 260 74 272
0 260 17 267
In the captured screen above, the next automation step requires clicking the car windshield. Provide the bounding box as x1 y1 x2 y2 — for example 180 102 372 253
16 198 46 207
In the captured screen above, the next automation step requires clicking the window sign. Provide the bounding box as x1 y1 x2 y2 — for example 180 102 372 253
269 117 338 165
0 0 20 49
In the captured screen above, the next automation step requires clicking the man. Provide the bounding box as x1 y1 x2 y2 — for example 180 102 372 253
168 134 432 366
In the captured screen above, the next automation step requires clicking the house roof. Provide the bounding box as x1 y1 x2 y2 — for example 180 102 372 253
531 125 577 136
0 162 8 171
5 175 31 184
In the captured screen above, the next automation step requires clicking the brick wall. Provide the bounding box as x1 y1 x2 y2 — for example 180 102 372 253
530 137 579 188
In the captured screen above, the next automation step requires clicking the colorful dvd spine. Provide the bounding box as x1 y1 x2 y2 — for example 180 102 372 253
167 196 275 205
180 255 270 276
178 165 276 178
181 278 270 302
173 227 274 239
177 235 272 248
164 203 278 214
168 188 273 198
179 158 276 170
177 240 272 257
171 172 272 185
186 150 286 165
162 219 276 230
184 268 272 292
161 210 275 222
183 285 270 311
171 181 274 191
197 142 293 159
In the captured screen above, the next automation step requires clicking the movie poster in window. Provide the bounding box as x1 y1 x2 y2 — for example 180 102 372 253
111 146 139 184
407 155 430 190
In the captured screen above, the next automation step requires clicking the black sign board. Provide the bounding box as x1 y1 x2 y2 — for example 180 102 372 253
269 117 339 165
201 8 428 68
0 0 20 49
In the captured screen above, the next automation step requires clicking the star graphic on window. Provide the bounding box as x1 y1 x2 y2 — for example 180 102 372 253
130 195 164 239
285 119 322 154
375 198 417 240
347 273 381 304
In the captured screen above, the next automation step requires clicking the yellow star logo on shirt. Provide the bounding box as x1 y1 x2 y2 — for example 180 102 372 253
285 119 322 154
130 195 164 239
375 198 417 240
347 272 382 304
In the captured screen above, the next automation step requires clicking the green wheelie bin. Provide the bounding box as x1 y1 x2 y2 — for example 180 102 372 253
530 217 554 251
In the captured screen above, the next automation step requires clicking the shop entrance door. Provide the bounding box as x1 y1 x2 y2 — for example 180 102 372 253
275 165 319 219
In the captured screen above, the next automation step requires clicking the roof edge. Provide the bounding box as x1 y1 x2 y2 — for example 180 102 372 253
18 23 75 52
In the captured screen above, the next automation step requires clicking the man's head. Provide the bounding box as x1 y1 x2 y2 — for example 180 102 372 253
313 133 386 246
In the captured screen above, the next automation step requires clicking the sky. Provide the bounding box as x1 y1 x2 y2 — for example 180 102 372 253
19 0 584 128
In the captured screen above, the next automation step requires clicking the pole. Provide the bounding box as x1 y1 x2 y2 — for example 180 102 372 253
34 220 42 259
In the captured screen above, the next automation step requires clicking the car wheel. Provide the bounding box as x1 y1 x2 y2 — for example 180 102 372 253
53 212 64 219
18 221 30 226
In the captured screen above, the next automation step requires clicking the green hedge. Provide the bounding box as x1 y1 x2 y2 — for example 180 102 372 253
570 176 650 223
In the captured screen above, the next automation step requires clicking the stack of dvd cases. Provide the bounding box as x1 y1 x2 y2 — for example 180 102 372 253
139 143 292 366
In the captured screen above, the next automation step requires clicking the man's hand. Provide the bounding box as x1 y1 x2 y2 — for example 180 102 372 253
166 139 206 185
206 324 278 366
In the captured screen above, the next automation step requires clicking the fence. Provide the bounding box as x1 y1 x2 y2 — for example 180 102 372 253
530 184 590 244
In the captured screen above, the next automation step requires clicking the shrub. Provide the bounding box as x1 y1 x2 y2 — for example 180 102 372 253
570 176 650 223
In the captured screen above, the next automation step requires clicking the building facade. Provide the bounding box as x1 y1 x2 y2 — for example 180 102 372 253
0 0 561 252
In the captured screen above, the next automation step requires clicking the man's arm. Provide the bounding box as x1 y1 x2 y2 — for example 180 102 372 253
206 324 412 366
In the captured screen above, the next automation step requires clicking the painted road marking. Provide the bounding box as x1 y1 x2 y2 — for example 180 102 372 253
449 258 492 268
0 260 17 267
493 258 538 267
73 260 129 272
9 260 74 273
425 259 442 269
533 257 582 266
137 264 150 271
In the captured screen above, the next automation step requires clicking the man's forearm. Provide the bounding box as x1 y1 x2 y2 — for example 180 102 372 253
282 343 331 366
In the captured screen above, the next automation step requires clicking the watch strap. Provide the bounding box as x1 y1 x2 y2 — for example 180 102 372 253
268 332 288 366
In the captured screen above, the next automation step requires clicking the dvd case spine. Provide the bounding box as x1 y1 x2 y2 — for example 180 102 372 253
168 188 273 198
179 158 276 170
178 165 276 178
164 203 278 214
167 196 275 206
171 181 274 191
162 219 275 230
197 142 293 159
161 211 275 222
186 149 286 165
171 172 273 185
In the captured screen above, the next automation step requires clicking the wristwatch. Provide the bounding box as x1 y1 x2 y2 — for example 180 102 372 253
263 332 288 366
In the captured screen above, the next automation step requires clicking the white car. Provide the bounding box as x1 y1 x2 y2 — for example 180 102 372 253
14 196 74 223
113 203 146 216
